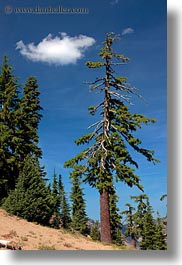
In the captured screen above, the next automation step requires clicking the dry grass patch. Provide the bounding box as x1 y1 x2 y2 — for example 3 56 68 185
0 209 127 250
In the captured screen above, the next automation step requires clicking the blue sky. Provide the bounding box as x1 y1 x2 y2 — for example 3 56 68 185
0 0 167 220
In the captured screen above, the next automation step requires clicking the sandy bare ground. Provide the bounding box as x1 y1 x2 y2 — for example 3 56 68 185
0 209 125 251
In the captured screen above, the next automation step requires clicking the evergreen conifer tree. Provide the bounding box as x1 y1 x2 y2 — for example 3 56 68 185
49 169 62 228
139 203 158 250
109 189 123 244
51 169 60 214
64 33 159 243
154 213 167 250
132 196 167 250
70 171 88 234
0 56 20 200
58 174 71 229
90 220 100 241
16 76 42 162
3 155 52 225
0 58 43 203
121 203 137 248
130 194 149 236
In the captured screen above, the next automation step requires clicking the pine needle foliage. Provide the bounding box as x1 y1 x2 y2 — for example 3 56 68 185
122 194 167 250
90 220 100 241
58 174 71 229
3 155 52 225
0 56 20 199
70 171 88 234
51 169 60 215
121 203 137 248
109 188 123 245
16 76 42 161
139 204 167 250
0 57 43 202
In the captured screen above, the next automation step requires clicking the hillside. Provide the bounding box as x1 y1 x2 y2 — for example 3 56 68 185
0 209 126 250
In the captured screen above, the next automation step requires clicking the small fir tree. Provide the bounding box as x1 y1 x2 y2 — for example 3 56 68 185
3 155 52 225
58 174 71 229
70 170 88 234
139 203 158 250
51 169 60 214
90 220 100 241
132 196 167 250
154 212 167 250
109 188 123 245
49 169 61 228
130 194 149 236
121 203 137 248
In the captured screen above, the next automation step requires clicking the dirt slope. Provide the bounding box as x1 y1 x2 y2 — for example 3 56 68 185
0 209 123 250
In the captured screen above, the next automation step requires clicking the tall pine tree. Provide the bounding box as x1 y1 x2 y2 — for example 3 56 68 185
64 33 159 243
0 56 20 200
16 76 42 162
0 57 43 203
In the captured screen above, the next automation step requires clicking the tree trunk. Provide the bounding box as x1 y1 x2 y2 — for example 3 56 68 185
100 190 112 243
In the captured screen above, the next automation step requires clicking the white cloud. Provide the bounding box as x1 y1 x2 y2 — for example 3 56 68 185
16 33 96 65
122 27 134 35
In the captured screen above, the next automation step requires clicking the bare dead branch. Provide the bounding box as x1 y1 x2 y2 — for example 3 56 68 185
89 82 105 91
108 90 130 102
88 119 104 130
110 62 127 65
111 124 119 131
83 77 105 85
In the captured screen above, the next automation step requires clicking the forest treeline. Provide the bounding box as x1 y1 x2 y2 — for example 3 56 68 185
0 33 167 250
